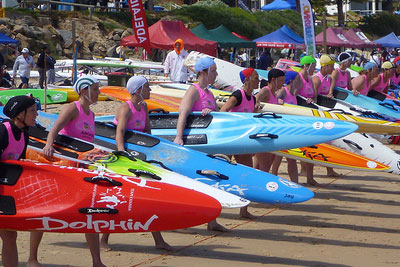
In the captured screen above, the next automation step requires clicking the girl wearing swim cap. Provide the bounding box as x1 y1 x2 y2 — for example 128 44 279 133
0 95 37 267
34 75 105 267
351 62 378 96
391 56 400 86
174 58 229 232
220 68 259 219
253 68 285 174
312 54 335 97
296 55 318 103
370 61 395 93
100 76 173 252
329 52 354 94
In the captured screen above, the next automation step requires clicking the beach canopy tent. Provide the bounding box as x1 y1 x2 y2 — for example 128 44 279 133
121 20 218 56
253 25 305 49
343 28 380 48
0 33 19 45
316 27 358 47
261 0 296 11
191 24 256 48
374 32 400 48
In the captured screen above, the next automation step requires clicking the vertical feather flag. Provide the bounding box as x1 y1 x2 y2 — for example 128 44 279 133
128 0 151 54
300 0 316 57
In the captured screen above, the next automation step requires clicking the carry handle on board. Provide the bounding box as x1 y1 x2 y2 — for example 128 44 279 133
342 139 363 150
196 170 229 180
128 169 162 180
148 108 169 114
79 207 118 214
207 153 237 165
249 133 279 139
144 159 172 171
253 112 282 119
326 108 352 115
84 176 123 186
378 102 399 111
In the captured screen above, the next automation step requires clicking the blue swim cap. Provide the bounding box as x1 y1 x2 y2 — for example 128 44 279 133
364 61 377 71
285 71 298 85
195 57 215 72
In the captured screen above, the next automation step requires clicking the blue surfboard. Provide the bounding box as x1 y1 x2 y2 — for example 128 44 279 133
30 110 315 205
96 112 358 155
334 87 400 120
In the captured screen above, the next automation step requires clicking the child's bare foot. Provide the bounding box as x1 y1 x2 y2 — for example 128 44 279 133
207 220 230 232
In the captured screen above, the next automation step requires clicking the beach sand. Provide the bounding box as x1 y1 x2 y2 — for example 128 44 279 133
7 99 400 267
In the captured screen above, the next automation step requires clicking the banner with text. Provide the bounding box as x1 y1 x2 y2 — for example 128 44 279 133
300 0 316 57
128 0 151 53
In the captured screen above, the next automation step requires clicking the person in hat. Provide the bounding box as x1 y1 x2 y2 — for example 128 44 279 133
370 61 395 93
30 76 106 267
351 61 379 96
12 48 35 89
164 39 192 83
391 56 400 86
174 57 229 231
0 95 38 267
313 54 335 97
253 68 285 173
220 67 259 219
0 64 12 88
329 52 354 94
100 76 174 252
295 55 317 103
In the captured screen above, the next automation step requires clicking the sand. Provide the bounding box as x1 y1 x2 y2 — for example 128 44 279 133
6 99 400 267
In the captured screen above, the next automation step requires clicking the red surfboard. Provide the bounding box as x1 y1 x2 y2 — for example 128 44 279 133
0 160 221 233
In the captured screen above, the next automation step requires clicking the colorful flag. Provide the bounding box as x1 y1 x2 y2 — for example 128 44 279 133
300 0 316 57
128 0 151 53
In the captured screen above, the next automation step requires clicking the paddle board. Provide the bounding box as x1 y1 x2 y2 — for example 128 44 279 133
22 124 249 209
99 86 180 112
213 95 400 135
47 87 108 102
273 143 389 172
0 89 67 105
329 132 400 175
96 112 358 155
334 87 400 120
0 160 221 233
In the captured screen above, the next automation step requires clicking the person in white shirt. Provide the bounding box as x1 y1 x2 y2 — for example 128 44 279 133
13 48 35 88
164 39 192 83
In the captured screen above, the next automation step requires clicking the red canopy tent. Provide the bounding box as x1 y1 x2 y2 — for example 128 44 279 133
344 28 380 48
121 20 218 56
316 27 356 47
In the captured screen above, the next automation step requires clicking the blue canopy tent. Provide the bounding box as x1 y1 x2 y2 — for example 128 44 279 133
374 32 400 48
253 25 305 49
261 0 296 11
0 33 18 45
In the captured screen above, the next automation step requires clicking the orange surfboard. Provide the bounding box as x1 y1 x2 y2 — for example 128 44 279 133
273 143 389 172
100 86 180 112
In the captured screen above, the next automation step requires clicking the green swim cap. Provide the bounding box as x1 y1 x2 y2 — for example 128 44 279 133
300 55 316 66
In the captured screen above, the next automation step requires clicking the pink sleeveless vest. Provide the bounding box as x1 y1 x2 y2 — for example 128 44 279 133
358 74 370 96
298 73 315 98
114 101 146 132
191 83 217 111
372 73 389 93
1 122 25 160
230 89 254 113
262 86 278 104
316 72 331 95
391 72 400 86
335 68 348 88
282 86 297 105
59 101 95 142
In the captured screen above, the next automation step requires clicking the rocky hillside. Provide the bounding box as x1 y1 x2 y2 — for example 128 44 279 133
0 10 134 65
